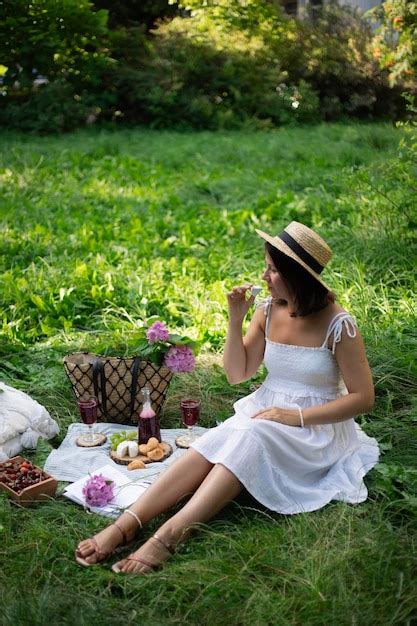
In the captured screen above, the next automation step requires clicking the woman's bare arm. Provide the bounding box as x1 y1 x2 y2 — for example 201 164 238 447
223 286 266 384
305 327 375 423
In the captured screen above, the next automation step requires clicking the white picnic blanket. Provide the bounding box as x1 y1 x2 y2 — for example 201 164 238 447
44 423 208 483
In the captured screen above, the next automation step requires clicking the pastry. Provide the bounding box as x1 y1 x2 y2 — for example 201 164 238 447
127 459 146 471
147 447 164 461
146 437 159 452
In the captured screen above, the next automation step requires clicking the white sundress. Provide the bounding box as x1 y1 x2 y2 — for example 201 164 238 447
191 299 380 514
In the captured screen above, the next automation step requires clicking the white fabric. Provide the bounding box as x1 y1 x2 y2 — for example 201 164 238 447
321 311 358 354
192 300 379 514
0 382 60 461
0 435 24 461
44 423 208 483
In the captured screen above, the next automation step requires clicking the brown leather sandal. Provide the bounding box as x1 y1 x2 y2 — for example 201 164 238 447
112 533 175 574
75 510 142 567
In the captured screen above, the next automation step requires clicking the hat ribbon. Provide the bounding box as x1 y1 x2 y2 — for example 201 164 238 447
278 230 324 275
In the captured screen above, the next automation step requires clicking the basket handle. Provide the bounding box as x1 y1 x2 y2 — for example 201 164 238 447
130 357 141 418
92 357 108 417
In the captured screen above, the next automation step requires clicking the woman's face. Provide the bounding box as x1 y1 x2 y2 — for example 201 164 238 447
262 253 292 302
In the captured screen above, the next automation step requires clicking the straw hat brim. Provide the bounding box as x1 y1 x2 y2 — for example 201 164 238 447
255 228 331 291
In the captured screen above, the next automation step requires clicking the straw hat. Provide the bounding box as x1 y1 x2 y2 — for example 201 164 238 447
255 221 333 290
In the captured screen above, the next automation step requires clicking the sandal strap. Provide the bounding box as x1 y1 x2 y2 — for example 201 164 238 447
112 521 128 546
112 510 143 547
90 535 109 559
126 555 157 570
152 533 175 555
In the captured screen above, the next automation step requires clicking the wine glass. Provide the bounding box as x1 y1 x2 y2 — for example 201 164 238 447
76 394 101 445
179 399 201 447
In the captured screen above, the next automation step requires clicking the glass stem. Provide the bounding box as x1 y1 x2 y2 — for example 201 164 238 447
186 425 195 441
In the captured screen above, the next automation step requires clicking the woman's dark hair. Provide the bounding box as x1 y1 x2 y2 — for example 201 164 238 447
265 242 331 317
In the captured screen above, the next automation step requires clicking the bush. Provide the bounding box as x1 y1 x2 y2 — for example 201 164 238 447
0 0 407 131
0 0 114 132
370 0 417 88
1 82 100 133
109 12 321 128
0 0 110 90
295 2 405 119
107 1 403 129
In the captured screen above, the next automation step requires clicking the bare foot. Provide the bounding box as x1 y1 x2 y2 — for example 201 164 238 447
112 533 175 574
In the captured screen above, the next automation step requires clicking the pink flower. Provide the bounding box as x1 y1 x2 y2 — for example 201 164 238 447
164 345 195 373
146 321 170 343
82 474 115 507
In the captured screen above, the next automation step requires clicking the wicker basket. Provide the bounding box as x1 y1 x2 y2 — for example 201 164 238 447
63 352 173 424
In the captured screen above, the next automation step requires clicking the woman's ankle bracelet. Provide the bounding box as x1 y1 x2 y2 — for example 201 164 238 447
123 509 143 529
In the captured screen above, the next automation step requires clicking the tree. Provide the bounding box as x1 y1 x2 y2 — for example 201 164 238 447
371 0 417 88
0 0 110 90
92 0 179 30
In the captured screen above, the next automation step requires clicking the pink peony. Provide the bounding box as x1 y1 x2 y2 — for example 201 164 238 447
164 345 195 373
82 474 115 507
146 321 170 343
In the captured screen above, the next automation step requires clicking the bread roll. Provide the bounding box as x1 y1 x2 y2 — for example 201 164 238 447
146 437 159 451
147 447 164 461
127 459 146 470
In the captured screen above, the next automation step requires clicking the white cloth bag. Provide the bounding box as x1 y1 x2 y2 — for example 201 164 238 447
0 382 59 461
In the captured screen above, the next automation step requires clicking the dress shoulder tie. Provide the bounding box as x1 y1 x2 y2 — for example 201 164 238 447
321 311 357 354
257 296 273 339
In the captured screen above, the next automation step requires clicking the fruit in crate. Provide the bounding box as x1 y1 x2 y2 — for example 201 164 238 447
0 459 45 494
0 456 57 503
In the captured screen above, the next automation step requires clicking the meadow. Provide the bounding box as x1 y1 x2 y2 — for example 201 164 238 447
0 122 416 625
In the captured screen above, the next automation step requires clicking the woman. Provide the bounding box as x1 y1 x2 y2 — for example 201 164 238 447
76 221 379 574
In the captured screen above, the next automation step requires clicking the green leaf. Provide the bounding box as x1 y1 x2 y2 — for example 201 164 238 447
30 294 46 311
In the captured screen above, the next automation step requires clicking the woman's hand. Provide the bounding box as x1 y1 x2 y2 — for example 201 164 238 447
227 284 255 323
252 406 301 427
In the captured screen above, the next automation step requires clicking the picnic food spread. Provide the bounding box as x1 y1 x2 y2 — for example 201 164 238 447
111 436 172 467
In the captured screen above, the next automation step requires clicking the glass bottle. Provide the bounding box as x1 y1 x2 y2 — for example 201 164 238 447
138 387 161 445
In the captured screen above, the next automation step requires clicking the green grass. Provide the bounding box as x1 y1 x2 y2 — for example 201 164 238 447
1 122 417 625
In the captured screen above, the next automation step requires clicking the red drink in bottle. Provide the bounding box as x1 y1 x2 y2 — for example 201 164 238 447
138 387 161 444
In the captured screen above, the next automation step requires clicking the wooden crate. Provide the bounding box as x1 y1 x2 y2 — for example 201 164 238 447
0 456 57 505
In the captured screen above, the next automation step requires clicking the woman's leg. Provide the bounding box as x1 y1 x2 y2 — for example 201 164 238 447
76 450 213 564
113 462 242 574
